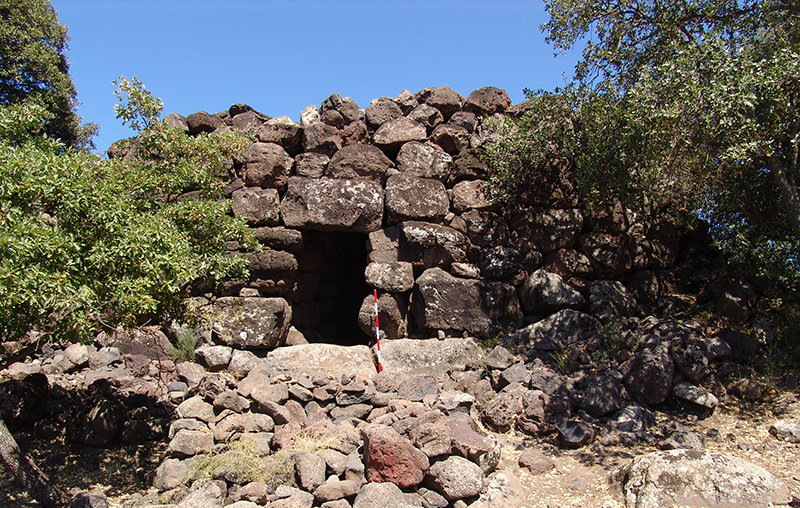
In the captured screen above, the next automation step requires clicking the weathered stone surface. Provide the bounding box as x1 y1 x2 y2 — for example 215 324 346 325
446 418 492 461
365 97 404 127
231 110 265 134
353 482 416 508
462 87 512 116
408 104 444 133
769 420 800 443
410 419 452 457
483 345 515 370
295 152 329 178
510 208 583 254
195 345 233 372
615 450 787 508
231 188 281 227
243 142 293 190
518 269 585 315
251 226 303 252
579 232 635 278
413 268 522 336
176 395 216 422
451 179 493 212
556 420 595 448
581 374 623 418
376 338 483 377
425 455 484 501
619 341 674 406
255 116 302 155
507 309 601 351
358 292 407 339
303 121 342 156
482 389 525 432
397 376 439 402
295 451 326 492
154 458 188 491
588 280 638 320
425 85 463 120
178 479 225 508
518 449 555 475
460 211 508 249
265 344 377 378
167 429 214 457
361 424 429 488
186 111 222 134
399 221 468 269
449 111 478 133
396 141 452 180
364 262 414 293
326 143 394 181
164 112 190 132
385 174 449 224
211 297 292 350
314 480 361 503
373 117 427 150
543 249 593 279
430 124 470 155
280 176 384 233
672 382 719 411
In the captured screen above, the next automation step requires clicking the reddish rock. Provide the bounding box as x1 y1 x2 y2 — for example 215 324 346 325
361 424 429 488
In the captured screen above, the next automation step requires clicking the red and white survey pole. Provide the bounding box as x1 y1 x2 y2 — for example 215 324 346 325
373 289 382 372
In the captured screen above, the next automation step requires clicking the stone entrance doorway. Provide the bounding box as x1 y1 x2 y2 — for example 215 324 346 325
292 231 370 345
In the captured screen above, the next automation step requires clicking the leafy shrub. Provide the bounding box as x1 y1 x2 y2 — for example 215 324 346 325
0 80 256 344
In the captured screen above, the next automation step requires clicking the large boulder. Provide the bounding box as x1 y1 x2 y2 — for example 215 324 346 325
211 297 292 350
385 174 449 224
361 424 429 488
280 176 384 233
243 142 293 190
461 210 510 248
373 117 427 150
326 143 394 181
264 343 377 378
255 116 302 155
303 121 342 155
451 180 493 212
364 261 415 293
518 269 585 315
398 221 468 269
431 123 470 155
425 85 463 120
231 188 281 227
615 450 788 508
358 292 407 339
507 309 601 351
425 455 484 501
412 268 522 336
462 86 512 116
579 232 635 278
365 97 404 128
375 337 484 377
396 141 452 180
619 340 674 405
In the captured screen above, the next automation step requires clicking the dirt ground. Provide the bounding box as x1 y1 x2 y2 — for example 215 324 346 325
1 391 799 508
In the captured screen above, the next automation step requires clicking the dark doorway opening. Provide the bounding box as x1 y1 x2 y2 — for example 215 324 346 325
292 231 370 346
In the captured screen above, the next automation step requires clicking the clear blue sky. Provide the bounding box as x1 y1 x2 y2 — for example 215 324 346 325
51 0 582 153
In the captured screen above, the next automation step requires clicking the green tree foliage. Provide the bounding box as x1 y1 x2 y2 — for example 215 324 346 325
0 0 95 147
0 79 255 344
486 0 800 289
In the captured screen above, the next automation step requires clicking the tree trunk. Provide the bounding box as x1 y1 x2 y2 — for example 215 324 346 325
768 156 800 240
0 418 67 508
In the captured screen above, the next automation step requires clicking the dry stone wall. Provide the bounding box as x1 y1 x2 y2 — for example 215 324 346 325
112 85 693 350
